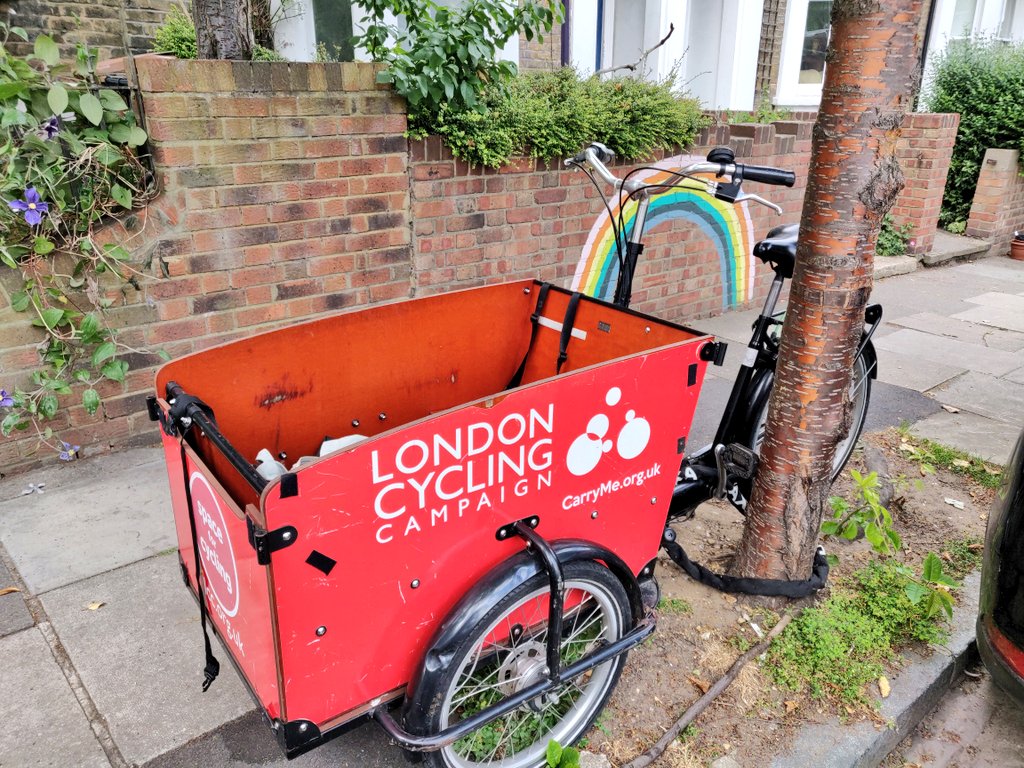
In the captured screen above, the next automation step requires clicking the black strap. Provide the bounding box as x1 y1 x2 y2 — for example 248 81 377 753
556 291 582 374
179 440 221 691
663 538 829 598
507 283 551 389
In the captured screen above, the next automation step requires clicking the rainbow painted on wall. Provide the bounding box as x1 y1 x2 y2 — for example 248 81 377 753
571 154 756 310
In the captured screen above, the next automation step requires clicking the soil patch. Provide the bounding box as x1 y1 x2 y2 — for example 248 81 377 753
583 428 996 767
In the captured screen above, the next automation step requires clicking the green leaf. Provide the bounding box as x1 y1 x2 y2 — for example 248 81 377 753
98 89 128 111
821 521 839 536
922 552 943 582
101 359 127 382
10 291 31 312
73 369 91 383
82 388 100 415
841 520 858 540
545 741 562 768
91 341 116 367
107 123 131 143
47 83 68 115
1 412 28 436
40 307 64 329
156 349 171 362
560 748 580 768
38 393 59 419
110 183 132 210
34 34 60 67
459 80 476 107
0 81 26 100
79 92 103 126
904 581 929 605
127 126 148 147
33 236 55 255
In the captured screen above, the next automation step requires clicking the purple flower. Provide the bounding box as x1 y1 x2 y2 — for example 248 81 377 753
8 188 49 226
0 389 13 408
58 441 80 461
39 116 60 140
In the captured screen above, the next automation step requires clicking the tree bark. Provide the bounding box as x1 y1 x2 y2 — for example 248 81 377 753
193 0 254 60
731 0 929 580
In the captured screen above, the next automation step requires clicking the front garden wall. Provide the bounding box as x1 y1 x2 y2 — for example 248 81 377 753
0 59 956 473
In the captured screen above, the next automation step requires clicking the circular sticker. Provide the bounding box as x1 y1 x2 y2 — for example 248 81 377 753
189 472 240 618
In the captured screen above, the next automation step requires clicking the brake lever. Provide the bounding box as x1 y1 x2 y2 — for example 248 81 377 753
735 191 782 215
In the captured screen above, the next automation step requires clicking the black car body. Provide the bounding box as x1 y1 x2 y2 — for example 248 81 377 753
978 428 1024 707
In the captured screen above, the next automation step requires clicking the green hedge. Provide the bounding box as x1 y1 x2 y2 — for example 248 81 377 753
419 68 709 168
924 39 1024 227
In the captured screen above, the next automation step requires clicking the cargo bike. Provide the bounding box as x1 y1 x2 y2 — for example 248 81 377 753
152 278 717 766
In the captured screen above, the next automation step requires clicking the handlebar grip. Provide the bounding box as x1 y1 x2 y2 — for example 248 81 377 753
737 164 796 187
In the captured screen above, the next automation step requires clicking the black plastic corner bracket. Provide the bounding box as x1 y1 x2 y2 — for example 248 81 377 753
247 517 298 566
495 516 539 542
699 341 728 366
146 395 160 422
276 719 322 757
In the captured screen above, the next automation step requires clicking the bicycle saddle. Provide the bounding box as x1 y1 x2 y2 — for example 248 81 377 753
753 223 798 278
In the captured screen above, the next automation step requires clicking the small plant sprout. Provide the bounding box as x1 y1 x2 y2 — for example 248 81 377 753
545 740 581 768
823 469 902 556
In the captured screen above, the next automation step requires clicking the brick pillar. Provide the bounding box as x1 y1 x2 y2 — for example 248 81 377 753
967 148 1024 257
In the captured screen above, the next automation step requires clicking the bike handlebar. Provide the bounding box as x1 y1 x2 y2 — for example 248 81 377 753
566 143 796 196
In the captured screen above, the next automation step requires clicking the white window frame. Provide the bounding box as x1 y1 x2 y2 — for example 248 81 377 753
775 0 831 107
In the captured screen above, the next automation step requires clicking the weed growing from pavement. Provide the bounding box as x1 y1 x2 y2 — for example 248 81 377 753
939 535 984 579
895 427 1003 489
658 597 693 615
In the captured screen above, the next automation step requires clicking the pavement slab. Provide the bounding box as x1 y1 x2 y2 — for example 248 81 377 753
0 556 33 638
873 349 964 392
0 448 176 594
40 554 254 767
910 410 1020 465
0 627 109 768
142 710 406 768
965 291 1024 312
952 304 1024 334
872 328 1022 378
929 370 1024 425
889 311 1024 352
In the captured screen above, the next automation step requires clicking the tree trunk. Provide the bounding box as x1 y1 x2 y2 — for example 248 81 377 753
193 0 254 59
731 0 929 580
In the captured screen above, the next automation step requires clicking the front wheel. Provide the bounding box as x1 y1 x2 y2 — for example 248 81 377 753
750 350 872 481
414 561 630 768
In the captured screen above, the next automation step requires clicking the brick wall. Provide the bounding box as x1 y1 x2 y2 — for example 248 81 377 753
0 58 958 474
519 25 562 72
409 120 815 322
966 148 1024 256
0 0 175 60
889 112 960 256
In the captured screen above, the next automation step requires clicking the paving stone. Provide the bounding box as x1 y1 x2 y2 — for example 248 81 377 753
889 311 1024 352
929 371 1024 425
40 554 254 767
911 411 1020 465
0 448 176 593
872 328 1021 377
874 348 964 392
1006 366 1024 385
0 557 33 638
965 291 1024 312
0 628 109 768
952 305 1024 334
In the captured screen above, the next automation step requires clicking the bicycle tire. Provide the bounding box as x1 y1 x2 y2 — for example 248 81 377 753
749 351 872 481
411 561 629 768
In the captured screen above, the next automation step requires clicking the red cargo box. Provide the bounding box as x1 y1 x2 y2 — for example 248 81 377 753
154 279 712 754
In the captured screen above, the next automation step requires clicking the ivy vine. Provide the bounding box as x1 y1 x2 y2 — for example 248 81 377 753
0 22 155 460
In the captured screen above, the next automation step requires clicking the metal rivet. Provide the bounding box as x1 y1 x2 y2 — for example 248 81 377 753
650 498 658 505
645 326 651 333
278 452 287 460
523 287 531 294
316 626 326 636
411 579 420 589
282 531 293 540
378 412 387 421
498 529 507 539
298 723 308 733
591 510 599 519
351 419 360 428
530 517 538 527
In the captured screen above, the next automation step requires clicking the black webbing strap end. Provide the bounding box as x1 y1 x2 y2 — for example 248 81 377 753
508 283 552 390
556 291 582 375
202 656 220 692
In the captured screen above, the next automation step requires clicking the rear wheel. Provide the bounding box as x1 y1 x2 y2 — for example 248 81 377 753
415 561 630 768
751 351 872 481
